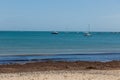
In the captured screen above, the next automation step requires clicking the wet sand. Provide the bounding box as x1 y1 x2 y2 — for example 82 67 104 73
0 61 120 73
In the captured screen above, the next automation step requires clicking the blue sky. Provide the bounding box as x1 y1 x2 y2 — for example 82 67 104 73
0 0 120 31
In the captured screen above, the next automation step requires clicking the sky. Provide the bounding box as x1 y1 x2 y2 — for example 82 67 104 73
0 0 120 31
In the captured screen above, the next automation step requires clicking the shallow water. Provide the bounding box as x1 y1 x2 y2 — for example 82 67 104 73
0 53 120 64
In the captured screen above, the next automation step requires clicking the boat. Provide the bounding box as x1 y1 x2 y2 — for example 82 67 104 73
84 32 91 36
84 24 91 36
51 31 59 34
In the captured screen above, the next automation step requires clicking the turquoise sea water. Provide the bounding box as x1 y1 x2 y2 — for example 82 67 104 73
0 31 120 63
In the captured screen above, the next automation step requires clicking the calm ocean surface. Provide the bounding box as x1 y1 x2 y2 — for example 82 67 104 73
0 31 120 64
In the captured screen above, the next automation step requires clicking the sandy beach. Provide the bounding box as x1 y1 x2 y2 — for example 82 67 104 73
0 61 120 73
0 61 119 80
0 70 120 80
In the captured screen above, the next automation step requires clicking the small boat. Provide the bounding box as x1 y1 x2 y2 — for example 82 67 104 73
84 32 91 36
51 31 59 34
84 24 91 36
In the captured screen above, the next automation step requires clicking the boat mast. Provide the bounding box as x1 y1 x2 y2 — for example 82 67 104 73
88 24 90 33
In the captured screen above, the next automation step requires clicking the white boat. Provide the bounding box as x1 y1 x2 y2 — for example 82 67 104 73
84 32 91 36
84 24 91 36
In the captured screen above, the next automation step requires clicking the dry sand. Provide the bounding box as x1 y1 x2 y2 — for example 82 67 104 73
0 70 120 80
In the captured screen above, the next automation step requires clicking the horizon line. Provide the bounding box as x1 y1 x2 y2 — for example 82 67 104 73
0 30 120 32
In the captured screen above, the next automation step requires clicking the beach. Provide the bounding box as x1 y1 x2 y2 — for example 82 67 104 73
1 0 120 79
0 61 120 80
0 61 120 73
0 31 120 80
0 70 120 80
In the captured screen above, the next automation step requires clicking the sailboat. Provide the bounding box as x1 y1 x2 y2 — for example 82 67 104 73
84 24 91 36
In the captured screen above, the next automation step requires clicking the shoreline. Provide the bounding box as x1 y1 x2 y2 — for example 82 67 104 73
0 53 120 65
0 61 120 73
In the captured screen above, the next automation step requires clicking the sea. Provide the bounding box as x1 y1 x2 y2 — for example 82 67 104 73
0 31 120 64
